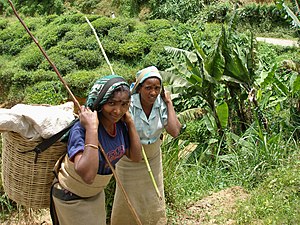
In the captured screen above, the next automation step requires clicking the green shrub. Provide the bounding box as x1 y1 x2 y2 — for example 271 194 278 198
90 16 122 36
18 45 44 71
24 81 67 105
31 69 57 83
0 22 31 55
60 36 98 52
145 19 172 33
64 70 99 97
0 18 8 29
11 70 34 88
199 2 232 23
149 0 205 23
4 0 64 16
6 85 26 106
237 3 289 30
71 49 104 69
39 23 73 50
38 53 78 75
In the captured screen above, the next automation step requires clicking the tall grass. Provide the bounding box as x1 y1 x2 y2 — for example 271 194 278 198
162 120 300 223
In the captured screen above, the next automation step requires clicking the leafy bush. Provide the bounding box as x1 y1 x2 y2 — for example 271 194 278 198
31 69 58 83
5 85 26 106
39 23 73 50
198 2 232 23
149 0 205 23
38 53 78 75
0 17 7 29
64 70 99 98
24 81 67 105
70 49 104 69
60 36 98 51
90 16 122 36
18 45 44 71
0 22 31 55
11 70 34 88
145 19 172 33
2 0 64 16
237 3 289 30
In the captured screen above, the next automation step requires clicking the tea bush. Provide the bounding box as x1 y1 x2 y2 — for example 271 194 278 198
24 81 67 105
18 45 44 71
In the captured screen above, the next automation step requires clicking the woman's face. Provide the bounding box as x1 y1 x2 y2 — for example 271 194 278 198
101 91 130 123
138 77 161 105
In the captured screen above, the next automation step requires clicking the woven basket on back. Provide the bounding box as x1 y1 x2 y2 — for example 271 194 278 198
1 131 66 209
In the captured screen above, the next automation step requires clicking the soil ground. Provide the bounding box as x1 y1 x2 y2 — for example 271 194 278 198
1 186 250 225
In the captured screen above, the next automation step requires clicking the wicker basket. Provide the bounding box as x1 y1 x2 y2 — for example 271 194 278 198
1 131 67 209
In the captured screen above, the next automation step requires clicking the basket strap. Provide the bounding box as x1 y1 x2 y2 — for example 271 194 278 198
22 118 79 163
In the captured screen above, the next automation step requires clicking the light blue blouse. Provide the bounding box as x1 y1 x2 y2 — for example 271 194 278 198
130 94 168 145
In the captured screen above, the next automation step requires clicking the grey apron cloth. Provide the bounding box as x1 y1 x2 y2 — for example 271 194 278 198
111 139 167 225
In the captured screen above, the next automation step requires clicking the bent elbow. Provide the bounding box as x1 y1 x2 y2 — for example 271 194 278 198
75 166 95 184
80 173 95 184
83 177 94 185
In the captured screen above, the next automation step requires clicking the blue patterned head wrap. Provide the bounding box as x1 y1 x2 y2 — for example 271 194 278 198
86 75 129 111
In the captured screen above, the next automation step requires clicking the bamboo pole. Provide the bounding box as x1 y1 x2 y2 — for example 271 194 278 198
8 1 142 224
85 16 115 75
141 147 162 200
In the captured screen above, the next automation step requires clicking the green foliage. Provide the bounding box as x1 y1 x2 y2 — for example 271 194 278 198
0 22 31 55
149 0 205 23
64 70 99 98
2 0 64 16
194 1 232 23
24 81 67 105
38 52 78 75
0 17 7 29
36 22 73 50
6 85 26 106
11 70 34 88
18 45 44 71
90 16 123 35
237 3 290 32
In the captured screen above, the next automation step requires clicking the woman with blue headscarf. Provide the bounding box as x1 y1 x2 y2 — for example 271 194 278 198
111 66 182 225
50 75 142 225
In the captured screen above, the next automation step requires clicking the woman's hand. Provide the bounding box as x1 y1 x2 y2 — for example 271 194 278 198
121 111 134 125
78 106 99 131
161 90 172 104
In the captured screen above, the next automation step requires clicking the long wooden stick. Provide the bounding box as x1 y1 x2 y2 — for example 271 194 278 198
8 1 141 224
98 142 142 225
7 0 80 110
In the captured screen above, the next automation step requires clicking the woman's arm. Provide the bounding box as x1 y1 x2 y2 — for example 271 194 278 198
123 111 142 162
162 91 182 138
73 106 99 184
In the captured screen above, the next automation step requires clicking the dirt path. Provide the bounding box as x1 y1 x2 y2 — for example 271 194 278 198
256 37 299 47
2 186 250 225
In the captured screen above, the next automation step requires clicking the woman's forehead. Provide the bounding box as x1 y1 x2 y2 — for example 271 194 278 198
143 77 161 85
110 91 130 101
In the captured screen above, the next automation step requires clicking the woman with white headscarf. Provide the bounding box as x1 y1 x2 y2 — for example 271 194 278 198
111 66 182 225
